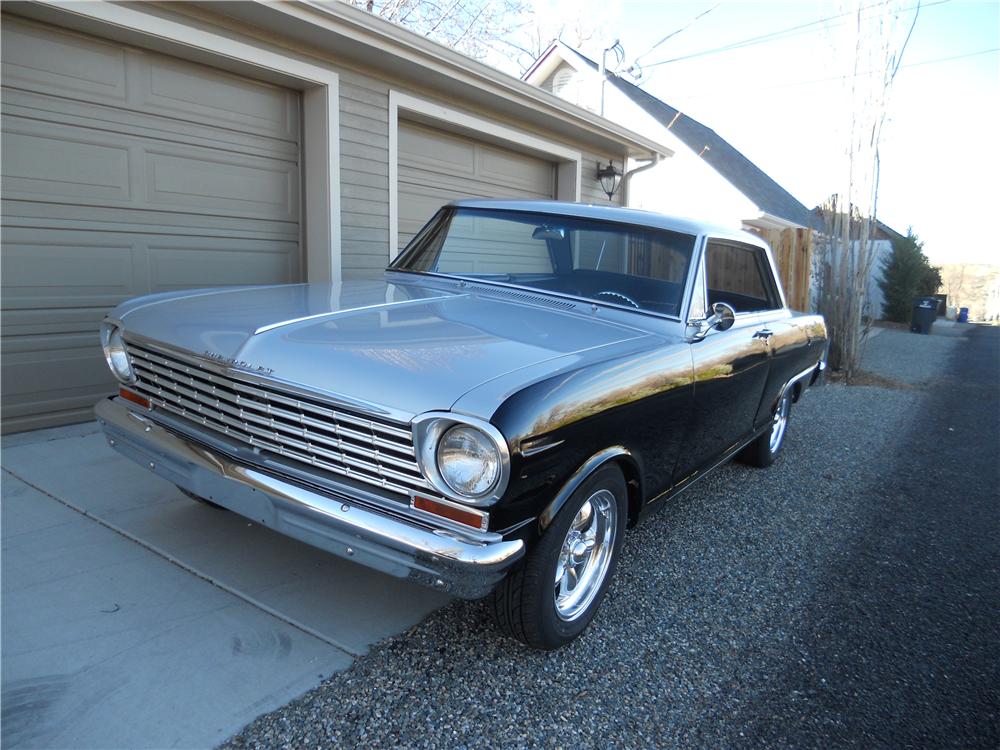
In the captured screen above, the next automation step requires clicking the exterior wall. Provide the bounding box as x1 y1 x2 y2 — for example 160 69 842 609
580 147 628 205
335 70 623 277
808 238 892 318
986 275 1000 322
867 239 892 318
538 65 758 226
538 63 599 113
4 4 636 287
626 151 758 228
607 87 758 227
339 70 392 275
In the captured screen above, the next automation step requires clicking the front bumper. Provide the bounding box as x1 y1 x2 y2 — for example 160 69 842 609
95 397 523 599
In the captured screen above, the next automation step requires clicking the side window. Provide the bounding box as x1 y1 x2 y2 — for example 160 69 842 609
705 241 781 313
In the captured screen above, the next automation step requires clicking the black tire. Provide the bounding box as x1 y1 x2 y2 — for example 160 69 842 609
177 486 226 510
737 390 792 468
490 463 627 650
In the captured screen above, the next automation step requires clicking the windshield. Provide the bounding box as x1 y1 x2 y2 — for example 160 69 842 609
390 208 697 316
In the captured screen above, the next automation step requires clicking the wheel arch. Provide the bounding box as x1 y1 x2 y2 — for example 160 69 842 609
538 447 643 535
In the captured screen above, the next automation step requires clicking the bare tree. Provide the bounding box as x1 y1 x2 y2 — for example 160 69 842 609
813 0 920 380
342 0 615 75
942 263 967 304
342 0 531 69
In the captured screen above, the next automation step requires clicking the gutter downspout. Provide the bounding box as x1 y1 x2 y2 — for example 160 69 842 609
621 154 661 207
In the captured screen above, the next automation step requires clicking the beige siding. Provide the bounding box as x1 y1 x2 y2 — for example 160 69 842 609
580 148 628 206
339 71 390 276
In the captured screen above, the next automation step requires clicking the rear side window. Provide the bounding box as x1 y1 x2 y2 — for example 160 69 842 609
705 240 781 312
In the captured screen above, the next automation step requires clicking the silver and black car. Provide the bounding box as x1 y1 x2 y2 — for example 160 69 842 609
97 201 827 649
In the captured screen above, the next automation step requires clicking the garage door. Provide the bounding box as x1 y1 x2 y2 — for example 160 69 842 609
397 121 556 249
1 18 301 433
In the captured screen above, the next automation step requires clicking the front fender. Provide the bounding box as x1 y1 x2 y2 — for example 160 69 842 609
538 446 641 534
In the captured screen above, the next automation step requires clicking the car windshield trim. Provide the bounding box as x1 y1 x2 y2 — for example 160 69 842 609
384 268 685 322
388 207 696 320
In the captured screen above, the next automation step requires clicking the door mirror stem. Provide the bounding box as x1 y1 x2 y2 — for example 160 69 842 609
689 302 736 340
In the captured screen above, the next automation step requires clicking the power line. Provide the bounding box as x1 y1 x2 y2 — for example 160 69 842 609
678 47 999 98
642 0 950 69
633 3 721 64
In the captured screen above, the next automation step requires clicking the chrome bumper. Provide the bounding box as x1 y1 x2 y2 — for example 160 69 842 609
95 397 523 599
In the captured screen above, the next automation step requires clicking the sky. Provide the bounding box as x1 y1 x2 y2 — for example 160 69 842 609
530 0 999 265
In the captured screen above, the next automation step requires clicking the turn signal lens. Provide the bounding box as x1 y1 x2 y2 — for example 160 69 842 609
119 388 150 409
412 495 488 531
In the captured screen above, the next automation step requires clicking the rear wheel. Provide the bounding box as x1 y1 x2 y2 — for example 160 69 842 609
491 464 627 650
738 390 791 468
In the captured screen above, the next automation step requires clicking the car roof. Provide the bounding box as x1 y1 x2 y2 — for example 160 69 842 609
447 199 766 246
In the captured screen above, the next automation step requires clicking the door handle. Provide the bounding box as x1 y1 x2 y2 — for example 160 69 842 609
753 328 773 340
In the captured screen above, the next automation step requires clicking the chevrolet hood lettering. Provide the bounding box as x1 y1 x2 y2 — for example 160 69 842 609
118 279 658 419
202 351 274 375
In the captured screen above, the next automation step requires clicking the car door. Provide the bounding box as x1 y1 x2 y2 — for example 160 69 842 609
672 238 778 485
753 318 811 429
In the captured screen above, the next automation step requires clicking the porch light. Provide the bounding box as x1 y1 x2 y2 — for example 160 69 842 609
596 160 622 200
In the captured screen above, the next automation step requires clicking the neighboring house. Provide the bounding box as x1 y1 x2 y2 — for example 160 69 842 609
810 212 903 319
861 219 904 320
0 3 669 433
523 41 819 310
986 273 1000 322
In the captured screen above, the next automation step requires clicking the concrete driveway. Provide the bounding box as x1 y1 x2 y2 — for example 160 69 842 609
1 421 450 749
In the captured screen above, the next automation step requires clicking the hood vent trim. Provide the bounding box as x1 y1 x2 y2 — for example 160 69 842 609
466 284 578 311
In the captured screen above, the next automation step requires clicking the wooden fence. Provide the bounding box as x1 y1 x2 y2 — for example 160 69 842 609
745 227 814 311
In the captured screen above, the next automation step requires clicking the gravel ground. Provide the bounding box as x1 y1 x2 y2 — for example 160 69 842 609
224 326 999 750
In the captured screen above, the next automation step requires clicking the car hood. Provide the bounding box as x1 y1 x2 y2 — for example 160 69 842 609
116 277 659 420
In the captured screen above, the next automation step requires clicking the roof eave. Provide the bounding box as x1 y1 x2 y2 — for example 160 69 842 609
744 211 809 231
250 1 673 160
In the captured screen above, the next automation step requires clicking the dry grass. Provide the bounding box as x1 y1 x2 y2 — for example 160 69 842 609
826 368 916 389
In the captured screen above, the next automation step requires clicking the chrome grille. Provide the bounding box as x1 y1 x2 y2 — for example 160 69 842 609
126 341 429 497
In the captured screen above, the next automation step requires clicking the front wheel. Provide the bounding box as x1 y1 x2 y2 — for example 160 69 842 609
738 390 791 468
490 464 627 650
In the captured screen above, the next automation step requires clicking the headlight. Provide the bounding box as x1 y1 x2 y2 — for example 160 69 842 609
436 424 501 498
100 323 134 383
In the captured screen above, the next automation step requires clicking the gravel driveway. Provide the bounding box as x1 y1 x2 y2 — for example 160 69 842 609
224 326 999 749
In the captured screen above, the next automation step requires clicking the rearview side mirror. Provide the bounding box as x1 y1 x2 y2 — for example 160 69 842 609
707 301 736 331
690 301 736 340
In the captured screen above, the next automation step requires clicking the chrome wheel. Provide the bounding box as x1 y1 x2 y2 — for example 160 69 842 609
554 488 618 621
769 393 790 454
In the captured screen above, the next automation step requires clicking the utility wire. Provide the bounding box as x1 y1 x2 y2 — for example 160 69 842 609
633 3 721 64
678 47 999 98
642 0 949 68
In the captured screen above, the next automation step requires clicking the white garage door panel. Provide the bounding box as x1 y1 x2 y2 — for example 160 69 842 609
4 201 299 242
144 58 297 138
2 89 297 161
147 151 296 218
2 130 131 202
397 121 556 249
147 241 300 292
2 19 128 100
2 237 134 309
3 20 298 142
1 17 302 433
2 118 298 221
3 342 115 427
